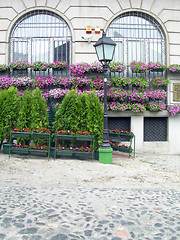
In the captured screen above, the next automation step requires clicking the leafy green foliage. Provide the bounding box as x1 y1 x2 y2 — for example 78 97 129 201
53 90 78 132
31 88 49 130
85 92 103 150
53 90 103 149
17 88 49 131
0 87 19 142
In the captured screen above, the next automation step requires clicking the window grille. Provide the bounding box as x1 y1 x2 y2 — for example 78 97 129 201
9 10 72 77
107 11 166 78
144 117 168 141
108 117 131 131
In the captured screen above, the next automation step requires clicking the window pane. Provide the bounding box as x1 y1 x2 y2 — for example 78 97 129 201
10 10 72 69
107 11 166 75
32 39 49 62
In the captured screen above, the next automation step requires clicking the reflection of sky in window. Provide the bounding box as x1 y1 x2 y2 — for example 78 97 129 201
108 16 162 39
13 14 70 38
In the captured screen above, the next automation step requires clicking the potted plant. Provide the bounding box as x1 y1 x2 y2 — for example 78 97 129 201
74 146 92 159
56 146 74 156
30 61 49 71
148 62 167 72
150 77 171 88
167 64 180 73
146 102 166 112
12 127 31 137
109 61 126 72
11 143 29 155
89 61 103 73
119 144 132 153
109 142 119 150
131 77 149 89
49 61 68 70
32 127 50 138
8 60 30 70
0 64 8 72
130 61 148 73
167 105 180 116
69 62 90 76
29 144 49 157
110 77 132 89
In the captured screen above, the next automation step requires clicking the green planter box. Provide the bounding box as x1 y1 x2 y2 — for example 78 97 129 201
112 146 119 151
74 151 92 159
94 150 99 160
119 147 132 153
11 132 30 138
56 150 73 156
11 147 29 155
151 68 164 72
3 144 13 154
29 149 48 157
32 132 50 139
57 135 75 140
76 135 93 141
120 134 134 140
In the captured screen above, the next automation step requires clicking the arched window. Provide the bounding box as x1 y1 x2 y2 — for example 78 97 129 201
9 10 71 65
107 11 166 76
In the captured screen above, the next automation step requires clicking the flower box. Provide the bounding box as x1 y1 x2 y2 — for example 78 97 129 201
32 132 50 139
57 134 75 140
112 146 119 151
74 151 92 159
76 135 93 141
56 150 73 156
3 143 13 154
11 147 29 155
120 134 134 140
150 68 164 72
12 132 30 138
119 147 132 153
29 149 48 157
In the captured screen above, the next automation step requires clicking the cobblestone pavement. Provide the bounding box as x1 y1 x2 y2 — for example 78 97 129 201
0 186 179 240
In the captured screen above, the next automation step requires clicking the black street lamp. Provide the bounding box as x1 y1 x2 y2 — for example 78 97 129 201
94 31 116 163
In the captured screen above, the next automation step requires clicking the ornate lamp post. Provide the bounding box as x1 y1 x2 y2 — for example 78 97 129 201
94 31 116 164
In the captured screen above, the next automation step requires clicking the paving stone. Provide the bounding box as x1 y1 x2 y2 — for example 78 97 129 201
0 187 179 239
30 236 42 240
13 222 25 228
18 228 37 234
50 234 68 240
0 234 6 240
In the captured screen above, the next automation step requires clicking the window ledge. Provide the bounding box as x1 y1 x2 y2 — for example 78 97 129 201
108 110 169 117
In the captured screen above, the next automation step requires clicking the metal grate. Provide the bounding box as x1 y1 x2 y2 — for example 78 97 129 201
108 117 131 131
107 11 166 78
144 117 167 141
9 10 72 77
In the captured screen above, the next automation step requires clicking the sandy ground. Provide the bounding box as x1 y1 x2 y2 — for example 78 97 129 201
0 152 179 190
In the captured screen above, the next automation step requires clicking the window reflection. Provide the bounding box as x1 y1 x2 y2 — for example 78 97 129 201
10 10 71 71
107 12 166 77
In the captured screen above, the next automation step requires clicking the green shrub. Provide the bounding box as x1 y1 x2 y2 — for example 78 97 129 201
53 90 103 149
0 87 19 143
85 91 103 150
17 88 49 131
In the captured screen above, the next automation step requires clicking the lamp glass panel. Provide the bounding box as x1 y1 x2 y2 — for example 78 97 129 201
104 44 114 60
96 45 104 61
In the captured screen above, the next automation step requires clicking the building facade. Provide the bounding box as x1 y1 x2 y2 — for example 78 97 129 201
0 0 180 154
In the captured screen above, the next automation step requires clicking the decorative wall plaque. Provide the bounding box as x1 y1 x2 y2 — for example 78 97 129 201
173 83 180 102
